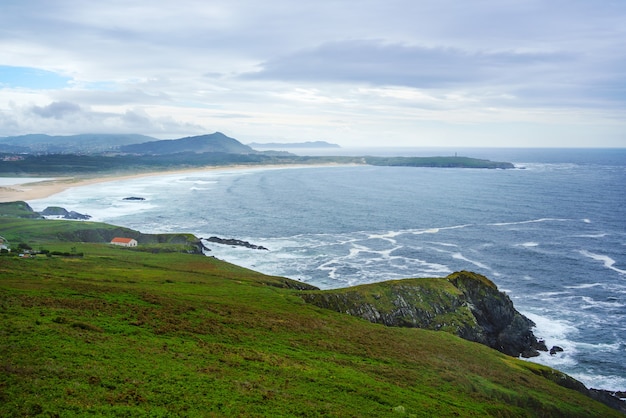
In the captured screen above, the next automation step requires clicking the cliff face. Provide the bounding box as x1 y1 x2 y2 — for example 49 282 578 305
300 271 545 358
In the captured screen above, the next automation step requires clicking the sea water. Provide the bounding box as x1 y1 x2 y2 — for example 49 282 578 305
28 148 626 391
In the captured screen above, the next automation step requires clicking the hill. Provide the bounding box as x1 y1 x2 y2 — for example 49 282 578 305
365 156 516 169
0 133 156 154
0 206 623 416
119 132 256 155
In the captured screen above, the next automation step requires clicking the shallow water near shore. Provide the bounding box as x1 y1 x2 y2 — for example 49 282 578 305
29 147 626 391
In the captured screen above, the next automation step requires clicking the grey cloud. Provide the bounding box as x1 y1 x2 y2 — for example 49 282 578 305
56 89 171 106
245 40 574 88
30 101 82 119
10 102 206 138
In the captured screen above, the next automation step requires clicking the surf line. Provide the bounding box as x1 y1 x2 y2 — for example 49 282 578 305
579 250 626 275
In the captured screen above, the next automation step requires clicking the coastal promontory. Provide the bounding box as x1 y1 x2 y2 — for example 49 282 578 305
300 270 545 358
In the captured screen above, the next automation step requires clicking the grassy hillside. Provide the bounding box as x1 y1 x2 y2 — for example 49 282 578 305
0 218 622 416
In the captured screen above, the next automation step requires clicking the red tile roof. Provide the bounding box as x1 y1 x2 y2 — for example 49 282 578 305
111 237 135 244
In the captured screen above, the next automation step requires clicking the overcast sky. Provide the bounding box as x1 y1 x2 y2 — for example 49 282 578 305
1 1 625 147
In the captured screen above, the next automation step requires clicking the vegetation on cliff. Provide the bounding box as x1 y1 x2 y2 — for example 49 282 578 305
0 202 204 254
0 208 622 416
300 271 545 358
364 156 515 169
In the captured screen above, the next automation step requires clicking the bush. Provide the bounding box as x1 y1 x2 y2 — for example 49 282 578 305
17 242 32 251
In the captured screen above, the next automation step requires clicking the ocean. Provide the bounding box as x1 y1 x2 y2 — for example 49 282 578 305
28 147 626 392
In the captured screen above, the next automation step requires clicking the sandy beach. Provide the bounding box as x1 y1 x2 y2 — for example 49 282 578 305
0 163 346 203
0 166 255 203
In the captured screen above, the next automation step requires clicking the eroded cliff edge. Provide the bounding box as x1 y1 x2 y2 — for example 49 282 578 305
300 271 546 358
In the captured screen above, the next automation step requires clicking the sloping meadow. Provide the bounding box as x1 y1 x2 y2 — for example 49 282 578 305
0 218 621 416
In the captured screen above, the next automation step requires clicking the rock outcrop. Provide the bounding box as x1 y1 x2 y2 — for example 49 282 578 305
204 236 269 250
300 271 546 358
40 206 91 220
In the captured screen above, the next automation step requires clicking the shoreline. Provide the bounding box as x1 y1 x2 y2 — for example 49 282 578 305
0 163 350 203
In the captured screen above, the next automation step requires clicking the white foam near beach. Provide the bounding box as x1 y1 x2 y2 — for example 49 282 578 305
0 177 55 186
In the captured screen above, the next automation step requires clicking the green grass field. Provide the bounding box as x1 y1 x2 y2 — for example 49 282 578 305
0 215 622 416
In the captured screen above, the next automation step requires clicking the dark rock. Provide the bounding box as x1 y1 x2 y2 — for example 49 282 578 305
123 197 145 201
550 346 564 355
205 236 268 250
536 339 549 351
587 389 626 414
40 206 91 220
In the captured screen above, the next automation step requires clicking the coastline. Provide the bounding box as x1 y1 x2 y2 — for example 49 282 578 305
0 163 350 203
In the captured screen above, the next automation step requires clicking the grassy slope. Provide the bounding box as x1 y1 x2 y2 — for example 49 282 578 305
0 221 621 416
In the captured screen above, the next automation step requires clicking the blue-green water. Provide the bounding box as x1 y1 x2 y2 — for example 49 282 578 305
30 148 626 391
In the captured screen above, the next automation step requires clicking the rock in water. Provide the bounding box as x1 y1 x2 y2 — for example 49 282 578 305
40 206 91 220
204 236 269 250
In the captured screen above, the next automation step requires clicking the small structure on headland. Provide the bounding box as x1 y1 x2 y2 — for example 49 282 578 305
110 237 138 247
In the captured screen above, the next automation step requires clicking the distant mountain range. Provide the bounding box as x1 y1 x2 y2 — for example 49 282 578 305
247 141 340 149
119 132 256 155
0 133 156 154
0 132 264 155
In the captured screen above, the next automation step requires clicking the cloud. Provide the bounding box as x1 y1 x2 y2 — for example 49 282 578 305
0 100 207 138
246 40 573 89
30 101 82 119
0 1 625 146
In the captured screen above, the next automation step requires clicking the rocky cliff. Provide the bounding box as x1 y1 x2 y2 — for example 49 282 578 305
300 271 546 358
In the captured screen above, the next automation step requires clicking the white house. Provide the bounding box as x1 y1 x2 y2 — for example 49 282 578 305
110 237 138 247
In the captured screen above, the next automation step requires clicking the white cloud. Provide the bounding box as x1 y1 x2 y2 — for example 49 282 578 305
0 0 625 146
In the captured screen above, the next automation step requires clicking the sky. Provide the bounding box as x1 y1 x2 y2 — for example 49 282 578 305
1 0 625 148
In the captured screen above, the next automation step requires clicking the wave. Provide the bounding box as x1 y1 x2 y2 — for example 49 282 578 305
579 250 626 275
519 162 581 172
570 373 626 392
580 296 625 310
572 233 608 238
524 312 579 368
565 283 604 289
451 252 492 271
489 218 571 227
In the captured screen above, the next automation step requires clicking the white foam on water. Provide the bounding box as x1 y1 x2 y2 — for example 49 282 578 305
521 313 626 390
0 177 55 186
490 218 570 227
430 241 459 248
579 250 626 275
565 283 604 289
536 291 572 298
524 312 580 368
519 242 539 247
573 233 607 238
580 296 625 310
451 252 491 271
570 373 626 392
